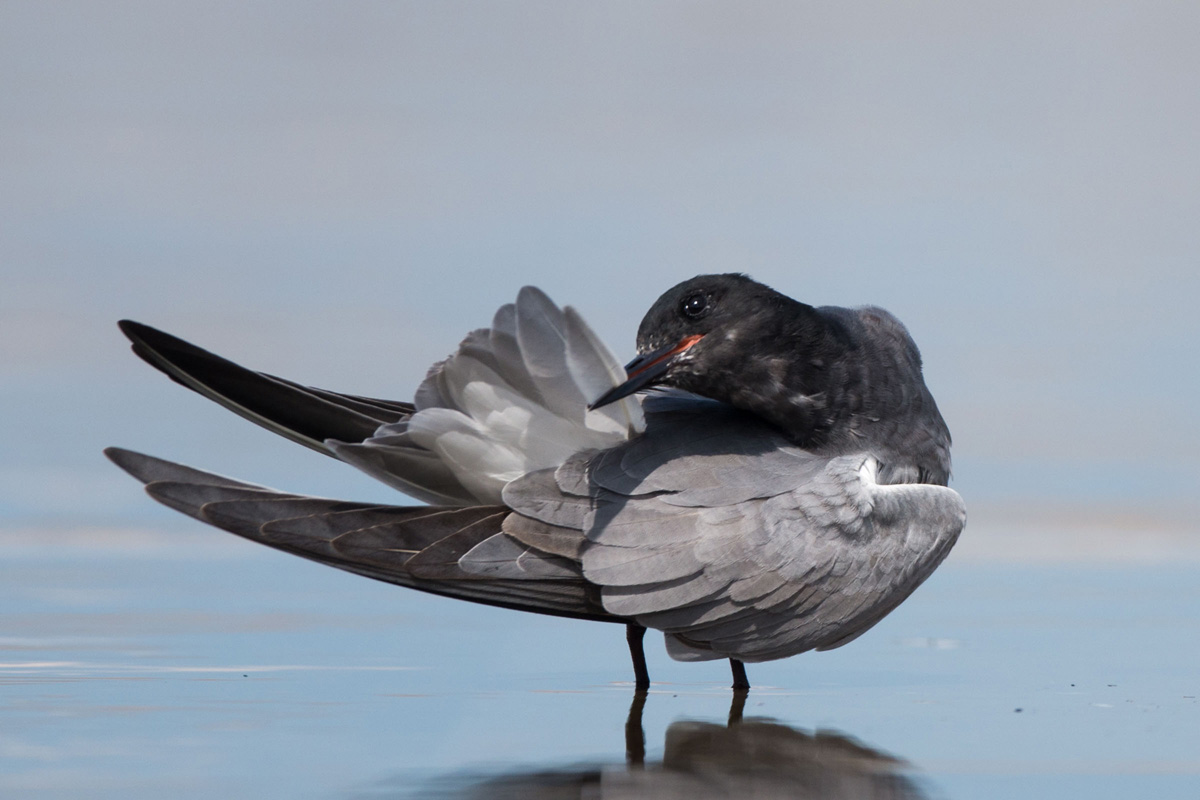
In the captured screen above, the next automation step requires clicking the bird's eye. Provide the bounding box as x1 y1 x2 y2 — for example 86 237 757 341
680 292 709 319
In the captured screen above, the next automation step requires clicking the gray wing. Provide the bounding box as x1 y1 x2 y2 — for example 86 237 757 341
105 448 617 623
504 399 966 663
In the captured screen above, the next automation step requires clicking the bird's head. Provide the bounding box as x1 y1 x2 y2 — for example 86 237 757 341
590 273 816 409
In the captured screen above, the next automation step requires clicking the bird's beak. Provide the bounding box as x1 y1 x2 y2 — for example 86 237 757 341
589 334 704 409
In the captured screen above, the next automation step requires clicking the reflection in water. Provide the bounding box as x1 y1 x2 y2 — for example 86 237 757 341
378 693 929 800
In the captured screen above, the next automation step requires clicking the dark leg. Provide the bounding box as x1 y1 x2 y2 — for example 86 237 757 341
729 658 750 691
625 687 648 766
627 623 650 691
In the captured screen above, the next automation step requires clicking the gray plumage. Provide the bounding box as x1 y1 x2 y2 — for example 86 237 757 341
107 276 965 684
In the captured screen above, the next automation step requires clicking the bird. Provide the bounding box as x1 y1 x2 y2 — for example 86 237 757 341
106 273 965 691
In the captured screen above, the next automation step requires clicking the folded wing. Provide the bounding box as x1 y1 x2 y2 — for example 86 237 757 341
502 398 967 662
105 448 616 622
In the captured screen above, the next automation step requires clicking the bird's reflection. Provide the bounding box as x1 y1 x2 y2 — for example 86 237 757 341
383 692 929 800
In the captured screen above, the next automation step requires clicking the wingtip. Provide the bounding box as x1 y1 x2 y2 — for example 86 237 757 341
116 319 176 351
116 321 174 366
116 319 147 341
103 446 158 484
105 447 204 487
103 445 138 469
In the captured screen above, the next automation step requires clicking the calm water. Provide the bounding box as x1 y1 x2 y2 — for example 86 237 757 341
2 529 1197 799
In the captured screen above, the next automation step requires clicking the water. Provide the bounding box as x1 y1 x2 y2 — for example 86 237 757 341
2 529 1197 798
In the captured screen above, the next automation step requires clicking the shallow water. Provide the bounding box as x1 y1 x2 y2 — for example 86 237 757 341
2 530 1197 799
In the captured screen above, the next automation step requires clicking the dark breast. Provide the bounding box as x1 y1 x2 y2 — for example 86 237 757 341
816 306 952 487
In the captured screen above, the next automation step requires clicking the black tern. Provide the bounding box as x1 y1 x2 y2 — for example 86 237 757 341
106 274 965 690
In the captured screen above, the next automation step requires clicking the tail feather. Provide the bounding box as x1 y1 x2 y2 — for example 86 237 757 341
116 287 642 508
389 288 644 504
327 439 476 506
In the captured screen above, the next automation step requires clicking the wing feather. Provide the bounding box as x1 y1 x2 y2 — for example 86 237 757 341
106 448 617 623
117 321 403 454
576 423 966 661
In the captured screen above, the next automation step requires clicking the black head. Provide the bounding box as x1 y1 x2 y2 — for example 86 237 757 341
592 274 952 477
590 274 819 409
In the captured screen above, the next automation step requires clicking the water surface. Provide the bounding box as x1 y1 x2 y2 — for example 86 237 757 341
2 529 1196 798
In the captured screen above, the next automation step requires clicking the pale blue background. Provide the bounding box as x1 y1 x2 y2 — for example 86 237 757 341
3 1 1198 531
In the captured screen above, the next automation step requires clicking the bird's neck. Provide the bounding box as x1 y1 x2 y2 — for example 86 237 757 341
717 309 951 485
686 306 854 447
712 308 934 451
730 347 852 448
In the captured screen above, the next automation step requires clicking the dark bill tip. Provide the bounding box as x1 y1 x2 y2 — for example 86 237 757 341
588 335 703 410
